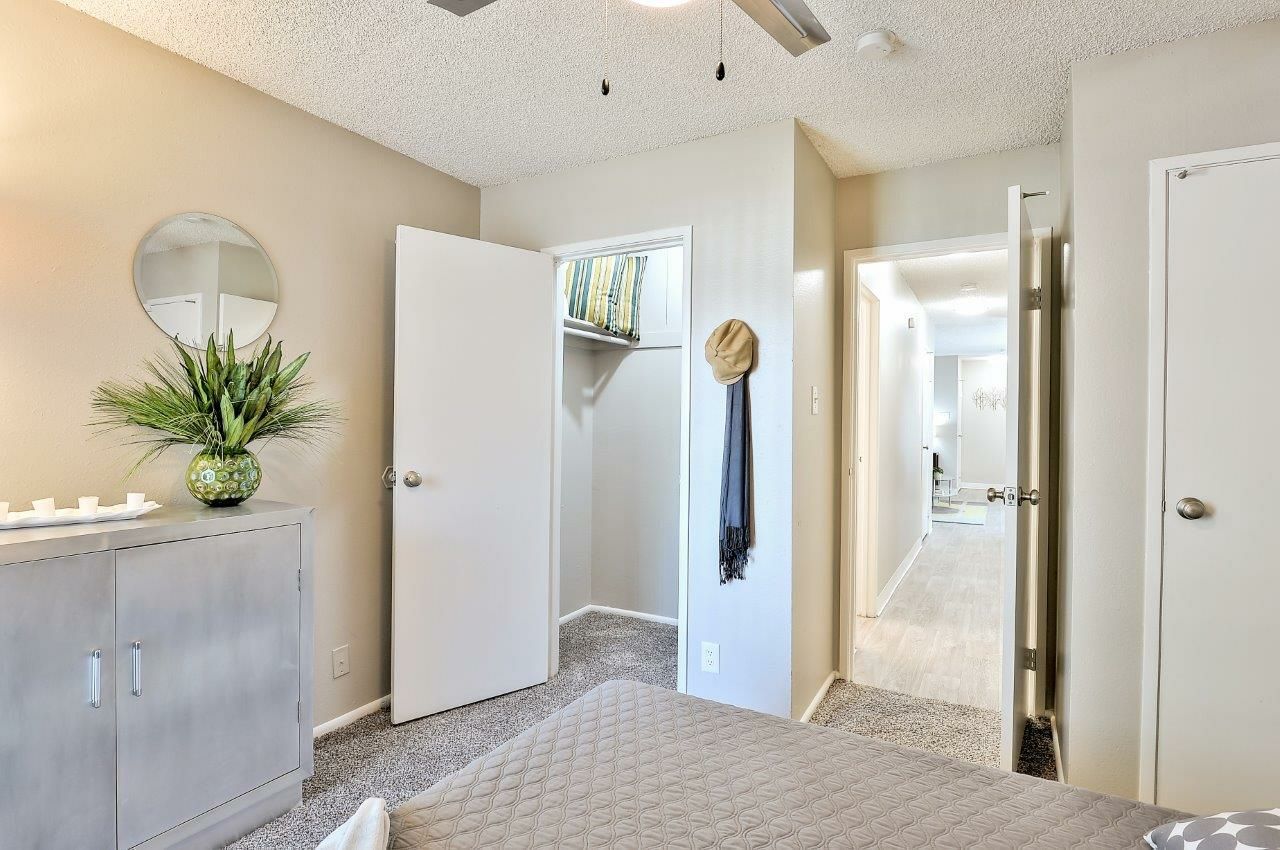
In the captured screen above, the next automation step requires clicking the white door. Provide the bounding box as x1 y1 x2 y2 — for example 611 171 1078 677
1154 150 1280 813
145 295 202 347
996 186 1050 771
391 226 555 724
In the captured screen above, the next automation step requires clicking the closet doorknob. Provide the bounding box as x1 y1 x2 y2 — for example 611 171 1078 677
1176 497 1206 520
403 471 422 488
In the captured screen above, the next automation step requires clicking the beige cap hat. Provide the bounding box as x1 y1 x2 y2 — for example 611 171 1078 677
704 319 755 385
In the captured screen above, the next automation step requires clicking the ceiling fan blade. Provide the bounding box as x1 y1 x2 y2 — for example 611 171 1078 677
731 0 830 56
429 0 500 15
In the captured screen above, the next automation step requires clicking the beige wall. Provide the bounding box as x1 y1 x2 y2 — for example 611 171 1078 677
482 121 798 717
837 145 1061 253
1057 17 1280 797
0 0 480 725
790 126 839 718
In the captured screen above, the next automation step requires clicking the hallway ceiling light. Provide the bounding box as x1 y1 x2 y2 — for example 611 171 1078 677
953 284 990 316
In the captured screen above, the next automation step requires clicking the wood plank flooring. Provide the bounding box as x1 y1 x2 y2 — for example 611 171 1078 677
854 490 1002 711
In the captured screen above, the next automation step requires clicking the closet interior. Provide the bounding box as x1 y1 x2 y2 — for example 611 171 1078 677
558 243 685 624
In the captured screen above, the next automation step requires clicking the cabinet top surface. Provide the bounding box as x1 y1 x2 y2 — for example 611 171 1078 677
0 500 313 566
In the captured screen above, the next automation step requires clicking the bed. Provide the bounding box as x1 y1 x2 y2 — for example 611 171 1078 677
390 680 1179 848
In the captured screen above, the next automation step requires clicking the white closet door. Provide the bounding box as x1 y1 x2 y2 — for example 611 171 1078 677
392 226 555 724
1156 151 1280 813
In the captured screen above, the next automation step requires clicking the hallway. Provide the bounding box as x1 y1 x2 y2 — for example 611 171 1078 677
853 490 1002 711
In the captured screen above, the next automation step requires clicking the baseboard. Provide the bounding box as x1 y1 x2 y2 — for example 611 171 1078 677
558 605 594 625
314 694 390 738
876 539 923 615
799 671 837 723
1048 710 1066 783
559 604 678 627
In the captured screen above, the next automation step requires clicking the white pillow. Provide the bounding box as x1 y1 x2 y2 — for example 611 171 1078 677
1146 809 1280 849
316 798 390 850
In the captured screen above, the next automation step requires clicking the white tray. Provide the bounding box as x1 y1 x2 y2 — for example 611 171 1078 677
0 502 162 530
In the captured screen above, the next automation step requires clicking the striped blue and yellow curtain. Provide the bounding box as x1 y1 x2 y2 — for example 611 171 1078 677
562 254 647 340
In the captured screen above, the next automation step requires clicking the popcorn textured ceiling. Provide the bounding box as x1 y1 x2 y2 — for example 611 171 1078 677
58 0 1280 187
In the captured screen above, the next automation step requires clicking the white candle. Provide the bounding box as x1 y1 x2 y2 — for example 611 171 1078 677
33 498 56 517
79 496 100 516
126 492 146 510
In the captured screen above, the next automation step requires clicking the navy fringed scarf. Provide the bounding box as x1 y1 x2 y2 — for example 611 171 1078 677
718 374 752 583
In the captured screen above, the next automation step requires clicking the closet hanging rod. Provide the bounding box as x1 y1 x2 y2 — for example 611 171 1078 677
564 316 635 347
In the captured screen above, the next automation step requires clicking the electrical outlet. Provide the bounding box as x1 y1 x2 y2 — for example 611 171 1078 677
700 641 719 674
810 385 820 415
331 644 350 679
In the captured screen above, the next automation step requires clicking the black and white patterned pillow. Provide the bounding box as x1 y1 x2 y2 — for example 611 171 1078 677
1146 809 1280 849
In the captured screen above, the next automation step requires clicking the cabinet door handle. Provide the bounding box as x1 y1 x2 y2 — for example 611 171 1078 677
131 641 143 697
89 649 102 708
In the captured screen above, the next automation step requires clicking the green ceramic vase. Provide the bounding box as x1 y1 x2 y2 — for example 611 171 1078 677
186 449 262 507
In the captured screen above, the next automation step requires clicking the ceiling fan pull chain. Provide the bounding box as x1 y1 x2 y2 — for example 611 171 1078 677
716 0 726 81
601 0 611 95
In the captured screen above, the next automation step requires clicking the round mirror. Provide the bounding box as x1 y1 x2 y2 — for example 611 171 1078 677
133 212 279 348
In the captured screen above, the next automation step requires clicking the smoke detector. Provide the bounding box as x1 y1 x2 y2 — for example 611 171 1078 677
855 30 896 60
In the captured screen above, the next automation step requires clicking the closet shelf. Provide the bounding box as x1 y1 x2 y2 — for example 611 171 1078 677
563 316 637 348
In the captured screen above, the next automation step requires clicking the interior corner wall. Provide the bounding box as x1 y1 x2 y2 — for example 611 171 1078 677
790 126 839 719
1058 17 1280 799
0 0 482 727
1054 86 1076 778
480 120 797 717
588 346 682 620
857 262 929 599
559 346 595 617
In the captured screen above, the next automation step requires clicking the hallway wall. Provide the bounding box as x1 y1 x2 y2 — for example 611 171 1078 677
958 356 1007 488
858 261 929 599
933 356 960 481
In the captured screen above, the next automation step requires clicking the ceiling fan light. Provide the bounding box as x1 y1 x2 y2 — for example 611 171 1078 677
629 0 693 6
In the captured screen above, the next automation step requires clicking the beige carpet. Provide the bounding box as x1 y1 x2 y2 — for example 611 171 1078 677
809 679 1057 780
810 679 1002 767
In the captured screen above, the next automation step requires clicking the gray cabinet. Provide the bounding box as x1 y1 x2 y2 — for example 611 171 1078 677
0 552 117 850
0 502 314 850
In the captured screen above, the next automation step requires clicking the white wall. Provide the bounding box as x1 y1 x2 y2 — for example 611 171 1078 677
483 121 797 717
958 355 1007 488
560 345 595 616
933 355 959 481
589 347 682 619
790 125 839 718
858 261 929 597
1058 17 1280 797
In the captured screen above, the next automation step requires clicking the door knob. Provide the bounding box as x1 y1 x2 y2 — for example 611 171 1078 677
403 471 422 488
988 486 1040 506
1175 497 1206 520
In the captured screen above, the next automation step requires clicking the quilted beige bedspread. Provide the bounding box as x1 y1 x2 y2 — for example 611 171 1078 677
391 680 1177 849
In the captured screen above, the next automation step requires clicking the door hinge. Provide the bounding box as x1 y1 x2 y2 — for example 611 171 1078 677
1022 647 1038 672
1029 287 1044 311
297 700 301 722
297 568 302 591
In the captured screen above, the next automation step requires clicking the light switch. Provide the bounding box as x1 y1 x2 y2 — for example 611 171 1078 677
332 644 350 679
